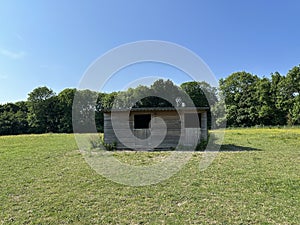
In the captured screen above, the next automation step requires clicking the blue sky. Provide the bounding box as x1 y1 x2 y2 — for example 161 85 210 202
0 0 300 103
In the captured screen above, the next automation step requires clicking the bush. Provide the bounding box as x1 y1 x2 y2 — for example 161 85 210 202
89 135 117 151
195 138 209 151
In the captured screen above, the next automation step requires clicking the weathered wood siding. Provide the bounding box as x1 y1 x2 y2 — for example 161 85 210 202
104 110 207 150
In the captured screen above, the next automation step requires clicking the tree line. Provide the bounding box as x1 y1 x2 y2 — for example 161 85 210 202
0 65 299 135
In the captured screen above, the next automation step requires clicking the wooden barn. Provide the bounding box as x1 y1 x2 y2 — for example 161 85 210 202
103 107 209 150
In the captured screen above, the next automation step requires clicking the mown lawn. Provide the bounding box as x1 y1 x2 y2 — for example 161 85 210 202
0 129 299 224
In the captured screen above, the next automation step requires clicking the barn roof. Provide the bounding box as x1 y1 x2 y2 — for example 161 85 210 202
103 107 209 113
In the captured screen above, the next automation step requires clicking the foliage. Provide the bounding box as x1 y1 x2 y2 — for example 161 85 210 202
195 138 209 151
102 141 117 151
0 101 29 135
180 81 217 107
219 66 300 127
111 79 193 109
57 88 76 133
72 89 99 133
220 71 260 127
289 95 300 125
89 134 117 151
1 65 300 135
27 86 58 133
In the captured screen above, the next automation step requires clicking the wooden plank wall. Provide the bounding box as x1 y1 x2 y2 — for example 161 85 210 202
104 110 207 150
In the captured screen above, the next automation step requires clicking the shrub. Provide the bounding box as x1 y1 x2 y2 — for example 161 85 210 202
195 138 209 151
89 135 117 151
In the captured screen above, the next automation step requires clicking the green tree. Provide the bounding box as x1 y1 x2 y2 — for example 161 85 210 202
107 79 185 109
27 86 59 133
220 72 260 127
285 65 300 125
180 81 217 107
101 92 119 110
269 72 287 125
254 77 274 125
150 79 185 107
290 95 300 125
0 102 29 135
273 66 300 126
95 92 107 132
72 89 98 133
57 88 76 133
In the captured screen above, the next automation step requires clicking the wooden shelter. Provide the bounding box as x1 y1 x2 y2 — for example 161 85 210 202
103 107 209 150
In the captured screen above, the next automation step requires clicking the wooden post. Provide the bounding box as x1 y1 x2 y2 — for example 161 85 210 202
200 111 208 140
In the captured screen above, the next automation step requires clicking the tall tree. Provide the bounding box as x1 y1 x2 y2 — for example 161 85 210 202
27 87 59 133
0 102 29 135
72 89 98 133
254 77 274 125
220 72 260 127
285 65 300 125
57 88 76 133
180 81 217 107
101 92 119 110
95 92 107 132
290 95 300 125
110 79 185 109
269 72 287 125
150 79 181 107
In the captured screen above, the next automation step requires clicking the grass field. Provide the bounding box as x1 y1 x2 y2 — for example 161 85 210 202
0 128 299 224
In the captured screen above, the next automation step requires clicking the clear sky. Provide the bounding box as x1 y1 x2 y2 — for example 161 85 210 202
0 0 300 103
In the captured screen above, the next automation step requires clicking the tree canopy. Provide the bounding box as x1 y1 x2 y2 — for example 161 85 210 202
1 64 300 135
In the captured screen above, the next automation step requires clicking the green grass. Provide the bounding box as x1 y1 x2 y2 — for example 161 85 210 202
0 129 299 224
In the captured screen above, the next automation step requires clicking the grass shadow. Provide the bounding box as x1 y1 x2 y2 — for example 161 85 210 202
113 144 262 152
219 144 262 152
